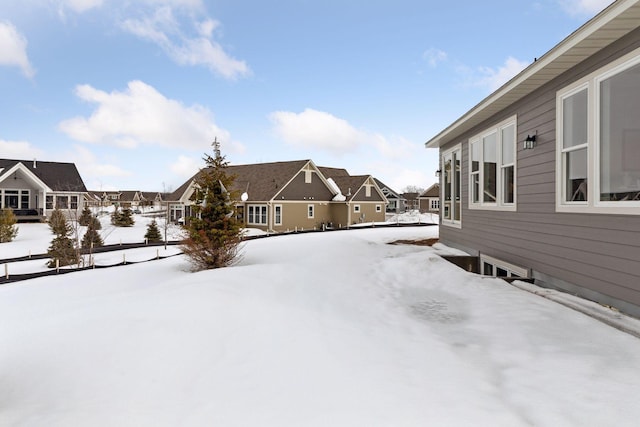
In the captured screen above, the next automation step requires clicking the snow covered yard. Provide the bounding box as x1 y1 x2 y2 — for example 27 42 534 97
1 225 640 426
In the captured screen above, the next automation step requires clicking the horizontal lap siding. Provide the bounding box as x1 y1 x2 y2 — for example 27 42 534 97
440 27 640 308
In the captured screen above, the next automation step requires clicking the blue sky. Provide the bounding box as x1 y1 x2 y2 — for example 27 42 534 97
0 0 614 193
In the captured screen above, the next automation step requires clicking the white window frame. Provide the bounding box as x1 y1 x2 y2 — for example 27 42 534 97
307 204 314 219
247 204 268 225
468 115 517 211
376 204 382 213
441 144 462 228
480 254 529 278
430 199 440 210
274 204 282 226
353 204 360 213
556 47 640 214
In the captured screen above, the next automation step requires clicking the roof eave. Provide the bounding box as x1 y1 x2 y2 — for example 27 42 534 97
425 0 640 149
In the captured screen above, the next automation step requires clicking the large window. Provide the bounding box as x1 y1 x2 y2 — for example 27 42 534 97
557 48 640 214
468 116 517 210
248 205 268 225
442 144 461 227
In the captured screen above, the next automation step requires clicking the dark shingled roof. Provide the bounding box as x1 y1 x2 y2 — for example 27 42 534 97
0 158 87 192
329 175 368 201
420 183 440 198
169 160 311 202
317 166 350 178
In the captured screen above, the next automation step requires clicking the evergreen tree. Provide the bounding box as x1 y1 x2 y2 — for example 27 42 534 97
111 207 135 227
49 208 71 236
78 206 92 226
81 216 104 249
47 235 79 268
181 144 243 270
47 208 78 268
0 208 18 243
144 219 162 243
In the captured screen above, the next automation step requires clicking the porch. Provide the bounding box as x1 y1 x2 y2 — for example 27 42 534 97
12 208 46 223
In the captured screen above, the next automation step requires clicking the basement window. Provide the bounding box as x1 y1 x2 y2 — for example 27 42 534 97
480 254 529 278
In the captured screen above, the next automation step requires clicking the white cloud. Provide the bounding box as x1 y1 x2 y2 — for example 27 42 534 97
170 155 201 178
59 80 233 151
0 21 35 78
559 0 615 16
121 7 250 80
143 0 204 9
66 145 132 177
423 48 447 68
269 109 366 155
476 56 529 91
0 139 44 159
62 0 104 13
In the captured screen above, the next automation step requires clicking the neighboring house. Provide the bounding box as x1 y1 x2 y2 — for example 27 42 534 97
168 159 387 232
425 0 640 317
374 178 405 213
87 190 166 211
402 192 419 212
0 158 87 221
319 169 388 226
418 183 440 213
140 191 166 210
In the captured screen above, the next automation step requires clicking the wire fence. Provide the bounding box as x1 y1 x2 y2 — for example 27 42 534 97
0 222 436 285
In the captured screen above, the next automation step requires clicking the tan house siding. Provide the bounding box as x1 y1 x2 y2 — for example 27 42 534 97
272 202 332 231
350 202 385 225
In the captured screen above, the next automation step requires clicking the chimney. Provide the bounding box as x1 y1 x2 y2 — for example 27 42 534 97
33 158 37 168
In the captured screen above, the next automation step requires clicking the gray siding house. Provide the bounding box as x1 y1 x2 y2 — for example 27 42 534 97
425 0 640 317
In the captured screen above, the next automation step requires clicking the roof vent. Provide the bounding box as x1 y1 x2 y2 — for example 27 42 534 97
33 158 37 168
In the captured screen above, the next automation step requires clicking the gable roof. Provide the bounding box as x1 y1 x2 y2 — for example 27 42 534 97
425 0 640 148
373 178 401 199
419 183 440 198
169 159 313 202
0 158 87 192
229 160 311 201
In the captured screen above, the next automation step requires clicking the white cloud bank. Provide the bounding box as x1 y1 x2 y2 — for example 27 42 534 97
0 21 35 78
269 109 365 155
0 140 44 159
59 80 233 151
270 108 419 160
170 155 202 178
121 6 250 80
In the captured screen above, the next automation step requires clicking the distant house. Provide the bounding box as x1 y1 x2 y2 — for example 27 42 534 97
0 158 87 221
401 192 419 212
418 183 440 213
374 178 404 213
168 159 388 232
320 169 388 226
87 190 166 212
425 0 640 317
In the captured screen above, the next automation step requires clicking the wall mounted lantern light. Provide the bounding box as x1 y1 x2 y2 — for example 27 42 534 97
435 169 442 178
523 133 537 150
